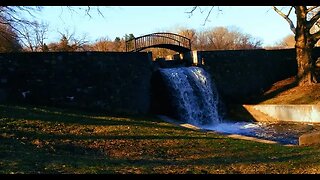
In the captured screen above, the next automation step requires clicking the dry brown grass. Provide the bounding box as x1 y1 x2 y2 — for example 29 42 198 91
256 76 320 104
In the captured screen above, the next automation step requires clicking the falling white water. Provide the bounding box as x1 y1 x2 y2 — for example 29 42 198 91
159 67 220 126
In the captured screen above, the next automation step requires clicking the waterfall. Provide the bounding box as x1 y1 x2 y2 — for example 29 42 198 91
158 66 301 145
159 66 221 126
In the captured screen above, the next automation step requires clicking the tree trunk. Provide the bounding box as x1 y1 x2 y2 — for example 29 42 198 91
295 42 315 85
295 6 317 85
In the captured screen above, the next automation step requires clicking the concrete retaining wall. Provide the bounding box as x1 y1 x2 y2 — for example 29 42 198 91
243 105 320 123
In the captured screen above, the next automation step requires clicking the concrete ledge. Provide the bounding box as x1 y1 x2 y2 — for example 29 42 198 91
227 134 278 144
243 105 320 123
180 123 201 130
299 131 320 146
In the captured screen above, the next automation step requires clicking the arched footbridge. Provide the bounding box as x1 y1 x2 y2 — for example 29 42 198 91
125 32 191 53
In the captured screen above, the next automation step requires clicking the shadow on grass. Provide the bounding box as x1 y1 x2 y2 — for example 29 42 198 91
4 129 223 141
2 135 317 170
249 77 299 104
249 67 320 104
119 152 313 166
0 137 111 173
0 104 189 132
2 121 320 174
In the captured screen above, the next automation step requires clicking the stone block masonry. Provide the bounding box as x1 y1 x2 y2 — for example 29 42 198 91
0 52 153 115
197 47 320 104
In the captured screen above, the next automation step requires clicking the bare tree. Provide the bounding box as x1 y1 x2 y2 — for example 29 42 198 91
272 6 320 84
235 33 262 49
195 30 209 50
0 22 22 52
90 36 126 52
91 37 114 51
113 37 126 52
275 34 296 49
0 6 103 51
177 28 198 49
195 26 262 50
0 6 42 39
48 29 89 52
20 21 48 52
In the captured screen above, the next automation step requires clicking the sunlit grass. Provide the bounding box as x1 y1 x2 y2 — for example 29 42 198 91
1 103 320 174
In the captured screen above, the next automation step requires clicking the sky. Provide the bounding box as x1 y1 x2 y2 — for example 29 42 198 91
30 6 297 47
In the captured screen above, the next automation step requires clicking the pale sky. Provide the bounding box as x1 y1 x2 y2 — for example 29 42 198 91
29 6 296 47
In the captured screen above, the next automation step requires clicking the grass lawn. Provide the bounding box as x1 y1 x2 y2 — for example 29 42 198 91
1 103 320 174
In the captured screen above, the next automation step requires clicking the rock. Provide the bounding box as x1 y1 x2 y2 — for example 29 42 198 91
299 131 320 146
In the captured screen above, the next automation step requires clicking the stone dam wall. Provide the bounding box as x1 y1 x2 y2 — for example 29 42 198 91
0 52 153 114
1 48 320 115
197 47 320 104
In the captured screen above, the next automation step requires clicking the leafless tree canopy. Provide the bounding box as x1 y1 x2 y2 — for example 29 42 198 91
19 21 49 52
90 37 126 52
0 22 21 52
46 29 89 52
0 6 42 40
273 34 296 49
0 6 104 51
272 6 320 37
178 27 262 51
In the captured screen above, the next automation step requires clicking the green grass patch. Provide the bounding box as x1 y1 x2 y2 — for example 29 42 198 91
1 104 320 174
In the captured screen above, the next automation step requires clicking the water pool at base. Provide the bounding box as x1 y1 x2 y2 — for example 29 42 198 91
201 120 320 145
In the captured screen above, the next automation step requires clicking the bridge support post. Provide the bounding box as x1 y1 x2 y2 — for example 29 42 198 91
147 51 153 62
183 51 203 66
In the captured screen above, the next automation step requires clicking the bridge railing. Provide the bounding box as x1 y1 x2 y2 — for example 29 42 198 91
126 32 191 52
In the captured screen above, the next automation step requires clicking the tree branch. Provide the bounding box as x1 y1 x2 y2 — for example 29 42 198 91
202 6 214 26
96 7 104 18
84 6 92 18
307 6 318 13
307 10 320 29
186 6 217 26
311 30 320 42
272 6 296 34
287 6 293 17
186 6 198 18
